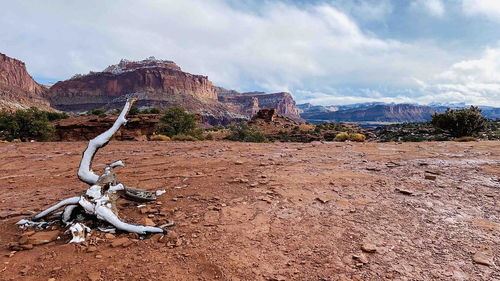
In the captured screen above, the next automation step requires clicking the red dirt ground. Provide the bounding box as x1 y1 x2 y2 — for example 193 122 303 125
0 141 498 281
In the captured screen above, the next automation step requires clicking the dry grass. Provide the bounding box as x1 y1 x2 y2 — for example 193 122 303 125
453 136 477 142
150 134 171 141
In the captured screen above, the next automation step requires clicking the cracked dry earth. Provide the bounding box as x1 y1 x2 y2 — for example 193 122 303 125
0 141 499 281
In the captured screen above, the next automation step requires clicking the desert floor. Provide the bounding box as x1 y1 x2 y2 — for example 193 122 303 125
0 141 498 281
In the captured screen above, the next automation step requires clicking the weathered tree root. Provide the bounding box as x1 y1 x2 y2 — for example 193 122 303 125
17 99 171 242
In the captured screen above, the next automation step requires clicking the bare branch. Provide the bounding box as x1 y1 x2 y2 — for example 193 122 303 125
78 99 137 185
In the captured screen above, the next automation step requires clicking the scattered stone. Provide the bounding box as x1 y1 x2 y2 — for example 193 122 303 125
95 254 103 259
366 167 381 171
315 197 330 204
395 188 414 195
104 233 116 239
235 160 243 165
27 231 59 245
425 174 437 180
361 243 377 253
352 254 369 264
87 246 97 253
111 237 130 248
473 251 492 266
48 278 56 281
143 218 155 226
88 271 101 281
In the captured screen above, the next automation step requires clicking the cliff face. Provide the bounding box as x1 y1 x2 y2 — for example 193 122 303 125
48 57 217 112
0 53 51 111
217 88 303 122
300 103 439 123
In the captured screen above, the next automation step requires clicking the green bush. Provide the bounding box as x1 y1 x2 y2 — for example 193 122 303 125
88 109 106 117
224 122 269 143
46 111 69 121
147 108 161 114
0 107 55 141
156 106 199 138
431 106 488 137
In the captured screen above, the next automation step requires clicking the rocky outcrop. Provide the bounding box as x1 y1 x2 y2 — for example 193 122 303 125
52 114 161 141
0 53 52 111
48 57 217 112
217 88 303 122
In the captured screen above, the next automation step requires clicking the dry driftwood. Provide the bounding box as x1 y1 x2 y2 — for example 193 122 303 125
17 99 170 242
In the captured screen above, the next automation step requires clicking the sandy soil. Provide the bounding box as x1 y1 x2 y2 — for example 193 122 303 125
0 141 498 281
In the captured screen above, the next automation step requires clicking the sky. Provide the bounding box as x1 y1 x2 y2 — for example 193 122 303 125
1 0 500 106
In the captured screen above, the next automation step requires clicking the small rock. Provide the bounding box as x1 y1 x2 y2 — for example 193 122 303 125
361 243 377 253
104 233 116 239
87 246 97 253
315 197 330 204
95 254 103 259
143 218 155 226
235 160 243 165
48 278 56 281
352 254 369 264
88 271 101 281
27 230 59 245
110 237 130 248
395 188 414 195
425 174 437 180
473 251 492 266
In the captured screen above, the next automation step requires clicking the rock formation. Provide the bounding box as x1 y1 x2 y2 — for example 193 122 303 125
52 114 161 142
0 53 52 111
217 88 303 122
47 57 249 125
48 57 217 111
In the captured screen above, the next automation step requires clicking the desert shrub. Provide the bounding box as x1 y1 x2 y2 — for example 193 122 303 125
431 106 488 137
128 105 140 115
453 136 477 142
172 134 198 141
334 132 349 142
224 122 269 143
205 133 214 140
349 133 366 142
150 134 171 141
146 108 161 114
0 107 55 141
46 111 69 121
88 109 106 117
156 106 198 138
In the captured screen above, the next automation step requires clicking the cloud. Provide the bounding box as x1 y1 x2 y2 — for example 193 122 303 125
417 46 500 106
412 0 445 17
0 0 494 106
463 0 500 20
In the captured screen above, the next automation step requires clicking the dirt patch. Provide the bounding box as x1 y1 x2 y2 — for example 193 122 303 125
0 141 499 280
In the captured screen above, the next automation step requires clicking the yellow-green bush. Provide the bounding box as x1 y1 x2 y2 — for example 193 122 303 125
334 132 366 142
150 134 171 141
172 134 198 141
334 132 350 142
349 133 366 142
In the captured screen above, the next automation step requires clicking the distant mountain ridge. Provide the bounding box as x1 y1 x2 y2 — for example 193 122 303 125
298 102 500 123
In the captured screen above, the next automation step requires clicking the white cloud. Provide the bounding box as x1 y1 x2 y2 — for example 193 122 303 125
418 46 500 106
0 0 493 106
412 0 445 17
463 0 500 20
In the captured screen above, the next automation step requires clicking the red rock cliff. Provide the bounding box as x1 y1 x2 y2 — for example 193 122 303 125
0 53 51 111
48 57 217 112
218 89 303 122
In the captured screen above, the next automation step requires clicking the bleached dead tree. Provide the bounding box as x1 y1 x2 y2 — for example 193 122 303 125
17 99 170 241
